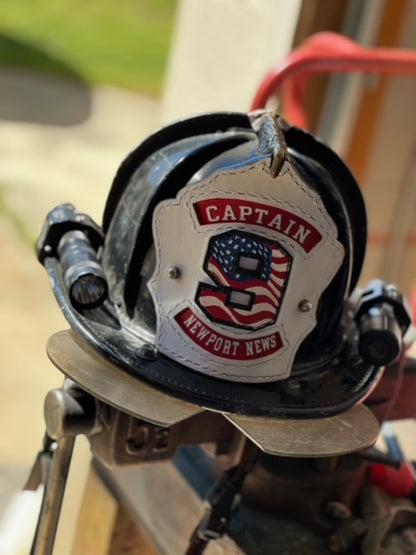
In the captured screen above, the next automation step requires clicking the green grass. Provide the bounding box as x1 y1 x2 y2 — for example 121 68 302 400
0 0 177 95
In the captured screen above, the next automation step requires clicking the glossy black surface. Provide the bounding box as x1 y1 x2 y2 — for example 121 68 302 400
39 111 380 418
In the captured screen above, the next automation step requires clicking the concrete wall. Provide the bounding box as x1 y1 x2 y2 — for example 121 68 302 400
162 0 301 122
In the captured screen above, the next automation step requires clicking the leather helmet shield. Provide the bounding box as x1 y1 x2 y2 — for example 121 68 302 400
148 157 344 382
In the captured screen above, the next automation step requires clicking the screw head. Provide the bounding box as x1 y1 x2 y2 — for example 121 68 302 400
298 299 312 312
137 343 157 361
286 379 301 395
386 285 400 300
167 266 181 279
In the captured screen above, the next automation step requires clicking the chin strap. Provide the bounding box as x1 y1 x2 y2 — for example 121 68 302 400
186 445 259 555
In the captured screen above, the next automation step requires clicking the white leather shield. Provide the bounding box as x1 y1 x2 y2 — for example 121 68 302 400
148 158 344 382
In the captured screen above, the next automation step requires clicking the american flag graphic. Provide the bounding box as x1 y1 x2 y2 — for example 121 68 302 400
197 232 291 330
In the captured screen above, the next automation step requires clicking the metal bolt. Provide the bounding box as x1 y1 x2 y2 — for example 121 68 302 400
167 265 181 279
138 343 158 361
298 299 312 312
44 387 98 439
386 285 400 300
286 379 301 395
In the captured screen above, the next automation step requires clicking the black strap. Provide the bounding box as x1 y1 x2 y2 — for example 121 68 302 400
186 445 258 555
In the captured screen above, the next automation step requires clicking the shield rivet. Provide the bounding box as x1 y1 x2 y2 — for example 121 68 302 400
167 266 181 279
137 343 158 361
298 299 312 312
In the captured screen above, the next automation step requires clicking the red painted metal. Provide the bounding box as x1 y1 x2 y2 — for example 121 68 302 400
251 31 416 129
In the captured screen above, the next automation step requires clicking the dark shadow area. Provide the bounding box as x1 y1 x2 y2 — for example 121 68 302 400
0 34 92 126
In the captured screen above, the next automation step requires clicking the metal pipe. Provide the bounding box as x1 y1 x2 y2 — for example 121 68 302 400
30 436 75 555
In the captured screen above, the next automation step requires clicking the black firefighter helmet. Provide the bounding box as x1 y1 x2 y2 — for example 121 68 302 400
37 110 387 419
